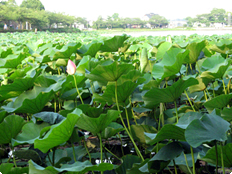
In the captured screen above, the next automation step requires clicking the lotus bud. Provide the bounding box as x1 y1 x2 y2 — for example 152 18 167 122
66 59 76 75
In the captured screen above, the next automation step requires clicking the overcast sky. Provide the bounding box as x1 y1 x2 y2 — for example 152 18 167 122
15 0 232 21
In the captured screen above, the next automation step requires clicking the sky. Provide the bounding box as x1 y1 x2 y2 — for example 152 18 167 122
15 0 232 21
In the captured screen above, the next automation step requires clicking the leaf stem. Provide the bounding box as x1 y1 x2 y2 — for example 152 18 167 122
115 81 144 161
174 101 179 123
184 90 196 112
98 133 103 174
173 160 178 174
117 133 124 156
222 79 227 95
190 146 196 174
104 146 122 162
220 142 225 174
215 141 218 174
184 153 193 174
83 137 92 162
73 75 84 104
72 143 77 162
129 97 137 125
124 105 131 132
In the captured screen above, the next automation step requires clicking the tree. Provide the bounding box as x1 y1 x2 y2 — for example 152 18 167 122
93 16 105 29
210 8 226 23
112 13 119 21
185 16 194 27
149 15 168 28
20 0 45 11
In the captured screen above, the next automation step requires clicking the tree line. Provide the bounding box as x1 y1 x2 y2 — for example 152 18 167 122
92 13 169 29
185 8 231 27
0 0 88 30
0 0 169 31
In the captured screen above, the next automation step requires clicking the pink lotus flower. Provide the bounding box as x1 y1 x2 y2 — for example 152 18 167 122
66 59 76 75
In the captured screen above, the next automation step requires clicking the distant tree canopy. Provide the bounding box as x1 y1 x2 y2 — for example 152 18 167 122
185 8 230 26
92 13 168 29
0 1 83 30
20 0 45 10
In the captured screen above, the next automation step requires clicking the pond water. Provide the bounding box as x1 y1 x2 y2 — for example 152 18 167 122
101 30 232 37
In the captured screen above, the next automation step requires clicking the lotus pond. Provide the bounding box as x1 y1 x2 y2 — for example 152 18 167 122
1 31 232 174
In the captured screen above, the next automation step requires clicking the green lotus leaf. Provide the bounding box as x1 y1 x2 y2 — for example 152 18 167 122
184 40 207 64
168 151 198 167
12 122 50 146
201 143 232 167
144 124 185 145
185 113 230 148
77 41 103 57
0 115 25 144
0 48 13 58
0 68 41 101
76 56 90 74
0 163 14 174
140 48 149 73
29 160 114 173
0 53 26 68
152 48 189 80
200 54 231 79
2 82 62 114
101 122 124 139
210 39 232 54
75 110 120 134
77 104 103 118
143 78 198 108
131 125 157 144
156 41 172 60
139 142 183 173
115 155 142 174
175 112 203 129
221 107 232 121
100 35 129 52
86 61 134 85
14 149 42 164
188 76 211 93
34 109 81 153
204 94 232 113
53 42 81 60
94 80 144 105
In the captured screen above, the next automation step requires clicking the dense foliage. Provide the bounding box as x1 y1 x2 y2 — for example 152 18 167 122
185 8 231 27
1 31 232 174
0 1 83 30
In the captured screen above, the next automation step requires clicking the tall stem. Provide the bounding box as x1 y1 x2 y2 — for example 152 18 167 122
190 146 196 174
174 101 179 123
83 137 92 162
220 142 225 174
222 79 227 95
184 90 195 112
72 143 77 162
11 146 17 167
129 97 137 125
184 153 193 174
215 141 218 174
173 160 178 174
124 105 131 132
115 81 144 161
73 75 84 104
98 134 103 174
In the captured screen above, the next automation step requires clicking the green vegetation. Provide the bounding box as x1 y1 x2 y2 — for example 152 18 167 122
186 8 231 27
92 13 169 29
1 31 232 174
0 0 86 31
